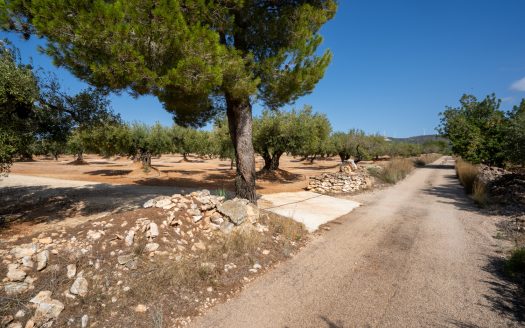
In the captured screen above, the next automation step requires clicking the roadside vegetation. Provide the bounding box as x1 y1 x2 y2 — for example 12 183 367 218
506 247 525 287
441 94 525 287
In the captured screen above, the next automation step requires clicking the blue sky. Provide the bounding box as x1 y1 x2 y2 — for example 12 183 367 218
2 0 525 137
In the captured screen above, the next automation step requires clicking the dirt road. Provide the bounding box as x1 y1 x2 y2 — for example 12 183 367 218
192 157 524 327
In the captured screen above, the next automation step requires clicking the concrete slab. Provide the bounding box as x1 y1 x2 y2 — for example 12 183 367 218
259 191 360 232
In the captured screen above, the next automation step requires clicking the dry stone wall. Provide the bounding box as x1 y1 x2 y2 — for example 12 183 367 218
307 162 372 194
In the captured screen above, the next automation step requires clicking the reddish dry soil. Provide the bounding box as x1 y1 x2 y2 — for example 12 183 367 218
10 154 342 194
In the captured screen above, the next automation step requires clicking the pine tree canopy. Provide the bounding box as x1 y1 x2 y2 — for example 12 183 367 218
2 0 336 127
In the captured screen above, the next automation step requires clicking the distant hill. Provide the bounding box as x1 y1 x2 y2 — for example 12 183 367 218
386 134 448 144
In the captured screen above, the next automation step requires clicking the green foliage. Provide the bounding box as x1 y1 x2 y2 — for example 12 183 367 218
505 100 525 166
170 125 212 160
4 0 337 126
39 79 119 160
293 106 332 161
330 129 367 162
438 94 507 166
0 40 39 170
253 105 331 170
4 0 337 200
211 117 235 165
505 247 525 284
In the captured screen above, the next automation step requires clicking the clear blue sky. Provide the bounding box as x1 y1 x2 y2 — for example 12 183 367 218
2 0 525 137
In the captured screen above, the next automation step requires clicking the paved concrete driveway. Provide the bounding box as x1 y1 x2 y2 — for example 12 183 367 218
259 191 360 232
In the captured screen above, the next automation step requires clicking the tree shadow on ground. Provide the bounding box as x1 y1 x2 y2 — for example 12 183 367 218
256 169 304 183
424 165 525 326
0 183 183 234
135 173 235 192
289 164 340 171
423 171 484 213
480 256 525 324
85 169 133 176
318 316 344 328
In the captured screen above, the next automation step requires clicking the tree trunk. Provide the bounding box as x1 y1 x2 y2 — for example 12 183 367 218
339 152 349 163
76 151 84 162
226 94 257 203
261 150 272 171
270 151 282 171
309 154 317 163
139 149 151 170
182 153 189 162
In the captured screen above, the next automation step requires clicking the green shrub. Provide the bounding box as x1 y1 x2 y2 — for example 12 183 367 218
505 248 525 283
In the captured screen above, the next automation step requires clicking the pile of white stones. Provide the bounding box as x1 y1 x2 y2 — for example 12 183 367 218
143 190 260 233
307 162 372 194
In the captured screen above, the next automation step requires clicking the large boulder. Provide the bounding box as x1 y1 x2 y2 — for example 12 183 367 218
217 198 259 226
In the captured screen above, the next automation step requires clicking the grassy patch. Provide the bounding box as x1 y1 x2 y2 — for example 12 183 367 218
369 158 415 184
506 247 525 286
455 159 479 194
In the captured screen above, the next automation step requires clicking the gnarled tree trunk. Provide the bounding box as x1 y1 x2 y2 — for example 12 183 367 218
76 151 84 162
226 94 257 203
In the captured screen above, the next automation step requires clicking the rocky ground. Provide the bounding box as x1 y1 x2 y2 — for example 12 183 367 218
477 165 525 247
0 191 308 328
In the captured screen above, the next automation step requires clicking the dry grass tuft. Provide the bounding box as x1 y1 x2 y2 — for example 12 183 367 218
370 158 415 184
455 159 479 194
472 180 488 207
265 213 307 241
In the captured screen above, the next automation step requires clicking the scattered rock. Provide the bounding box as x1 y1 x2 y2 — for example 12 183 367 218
220 221 234 234
70 274 88 297
21 256 34 268
6 264 26 282
38 237 53 245
192 215 203 223
10 244 37 259
29 291 64 325
125 230 135 246
147 223 159 239
86 230 103 241
81 314 89 328
262 250 270 255
143 198 156 208
4 282 30 295
117 254 136 265
144 243 159 252
217 198 259 225
66 264 77 279
154 197 173 209
134 304 148 313
36 250 49 271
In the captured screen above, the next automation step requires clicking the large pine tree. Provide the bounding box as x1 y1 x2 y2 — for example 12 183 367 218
2 0 337 202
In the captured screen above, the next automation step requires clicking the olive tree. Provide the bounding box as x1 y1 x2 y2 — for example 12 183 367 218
0 40 39 172
253 106 330 170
